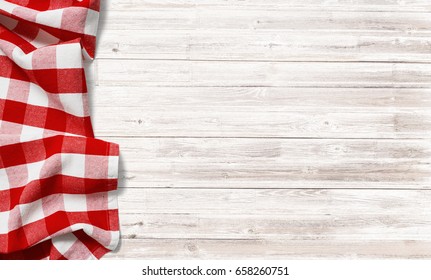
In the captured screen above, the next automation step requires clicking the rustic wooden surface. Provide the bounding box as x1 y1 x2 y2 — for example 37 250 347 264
95 0 431 259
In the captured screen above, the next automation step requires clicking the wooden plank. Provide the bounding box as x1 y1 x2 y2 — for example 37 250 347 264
111 188 431 258
89 86 431 138
91 87 431 111
119 212 431 240
115 188 431 254
90 60 431 87
105 239 431 259
90 87 431 138
97 30 431 62
101 10 431 31
92 106 431 138
117 188 431 214
103 0 431 12
109 138 431 189
99 0 431 261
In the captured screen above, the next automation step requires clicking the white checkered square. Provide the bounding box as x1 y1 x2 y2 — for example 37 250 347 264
108 156 119 179
0 1 17 13
12 48 33 70
107 190 118 210
0 168 10 191
20 125 45 142
26 160 44 183
19 200 45 226
61 153 86 178
63 194 88 212
0 77 10 99
84 9 99 36
59 94 85 117
35 9 63 29
27 83 49 107
56 43 83 69
52 233 78 255
0 211 9 234
107 231 120 250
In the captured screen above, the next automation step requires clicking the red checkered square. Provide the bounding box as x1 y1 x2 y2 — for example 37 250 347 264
0 0 119 260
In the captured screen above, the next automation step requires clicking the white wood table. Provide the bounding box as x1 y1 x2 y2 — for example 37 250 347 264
94 0 431 259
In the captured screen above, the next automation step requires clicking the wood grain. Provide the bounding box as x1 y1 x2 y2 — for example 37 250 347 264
117 211 431 240
98 30 431 62
109 137 431 189
92 103 431 138
91 87 431 111
96 0 431 259
101 10 431 31
115 188 431 239
90 60 431 87
116 188 431 214
106 188 431 258
105 239 431 259
104 0 431 12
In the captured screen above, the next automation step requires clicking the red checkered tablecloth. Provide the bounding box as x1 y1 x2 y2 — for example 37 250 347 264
0 0 120 260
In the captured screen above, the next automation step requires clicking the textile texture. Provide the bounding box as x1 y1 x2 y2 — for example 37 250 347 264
0 0 120 259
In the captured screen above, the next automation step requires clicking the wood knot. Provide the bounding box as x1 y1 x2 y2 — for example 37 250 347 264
185 242 198 252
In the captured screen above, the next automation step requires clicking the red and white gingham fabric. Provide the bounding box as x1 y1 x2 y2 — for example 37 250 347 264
0 0 120 259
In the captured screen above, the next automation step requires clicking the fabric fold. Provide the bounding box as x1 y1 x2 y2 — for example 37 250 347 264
0 0 120 260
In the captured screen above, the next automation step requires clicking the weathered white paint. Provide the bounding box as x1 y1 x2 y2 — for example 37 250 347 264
97 0 431 259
